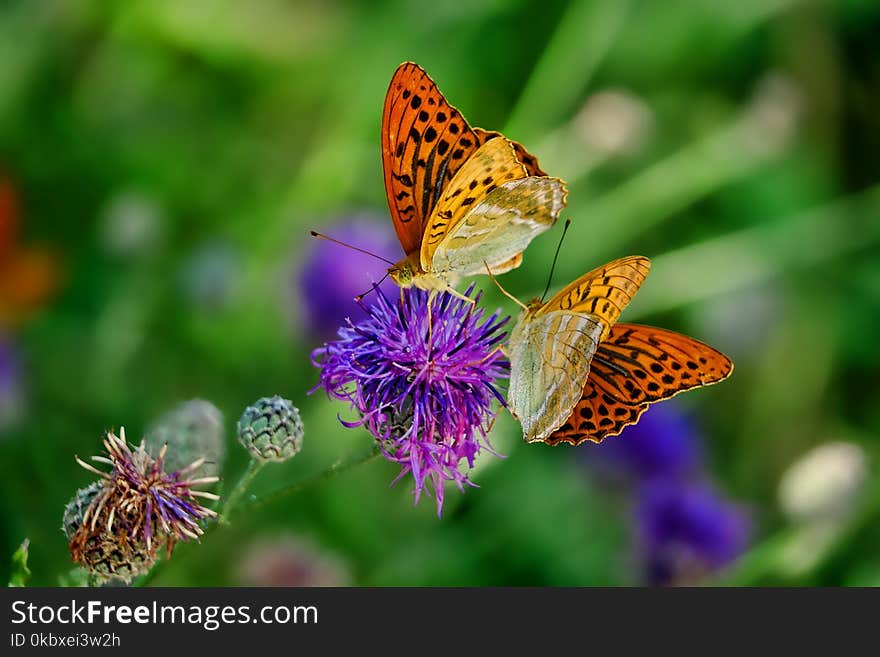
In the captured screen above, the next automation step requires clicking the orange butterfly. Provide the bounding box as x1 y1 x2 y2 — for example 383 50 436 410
381 62 567 299
505 255 732 445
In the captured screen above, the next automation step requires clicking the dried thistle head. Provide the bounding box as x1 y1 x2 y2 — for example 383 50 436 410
68 427 219 580
73 524 164 584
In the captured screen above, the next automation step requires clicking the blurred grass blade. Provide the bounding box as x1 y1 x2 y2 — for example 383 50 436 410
8 538 31 587
504 0 631 141
627 182 880 317
559 111 795 277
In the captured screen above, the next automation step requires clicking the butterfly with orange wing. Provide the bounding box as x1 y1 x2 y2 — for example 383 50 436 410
381 62 567 299
506 256 732 444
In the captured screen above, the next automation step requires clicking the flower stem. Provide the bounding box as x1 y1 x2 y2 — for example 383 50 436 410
218 458 265 524
246 443 382 514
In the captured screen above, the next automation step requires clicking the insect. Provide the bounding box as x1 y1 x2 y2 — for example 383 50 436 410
381 62 567 299
505 255 732 444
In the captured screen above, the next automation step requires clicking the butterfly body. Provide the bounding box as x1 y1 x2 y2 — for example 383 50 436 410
381 63 566 295
388 251 459 294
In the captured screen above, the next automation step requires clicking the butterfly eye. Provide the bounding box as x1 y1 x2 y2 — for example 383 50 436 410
392 264 413 285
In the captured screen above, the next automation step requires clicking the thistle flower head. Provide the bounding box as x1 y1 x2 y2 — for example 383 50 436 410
63 481 104 541
312 286 509 515
69 428 219 572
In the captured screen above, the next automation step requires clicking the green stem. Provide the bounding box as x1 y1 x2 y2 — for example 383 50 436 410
241 443 382 516
218 459 265 524
219 444 381 524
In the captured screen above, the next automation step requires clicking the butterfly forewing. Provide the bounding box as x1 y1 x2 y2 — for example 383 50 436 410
539 256 651 341
545 323 733 446
382 63 493 255
508 310 605 443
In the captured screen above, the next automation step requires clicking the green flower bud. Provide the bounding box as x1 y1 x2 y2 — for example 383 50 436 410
237 396 303 462
146 399 225 477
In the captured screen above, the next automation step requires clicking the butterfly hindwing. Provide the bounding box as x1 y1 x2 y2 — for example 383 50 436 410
430 176 566 277
508 310 605 443
490 252 523 275
545 323 734 446
419 138 528 267
422 137 566 277
382 63 493 255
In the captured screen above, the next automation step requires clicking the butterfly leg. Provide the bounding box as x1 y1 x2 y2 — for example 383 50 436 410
426 289 438 346
483 260 527 311
444 285 476 306
479 344 508 364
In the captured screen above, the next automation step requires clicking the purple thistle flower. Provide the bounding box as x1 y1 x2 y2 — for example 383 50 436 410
297 216 400 339
588 402 702 482
311 286 509 515
71 428 219 562
635 478 750 585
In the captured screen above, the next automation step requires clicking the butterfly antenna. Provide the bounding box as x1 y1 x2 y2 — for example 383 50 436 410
309 230 396 265
541 218 571 303
354 271 391 302
483 261 528 311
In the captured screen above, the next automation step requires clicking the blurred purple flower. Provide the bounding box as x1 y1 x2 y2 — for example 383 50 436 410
0 335 23 431
298 216 400 339
589 403 702 482
636 478 750 585
311 286 509 515
236 534 350 587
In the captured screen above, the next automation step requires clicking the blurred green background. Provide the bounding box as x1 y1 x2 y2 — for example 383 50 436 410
1 0 879 586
